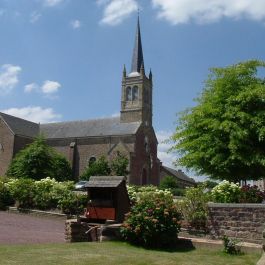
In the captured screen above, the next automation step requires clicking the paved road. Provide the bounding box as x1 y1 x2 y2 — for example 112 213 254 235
0 211 65 244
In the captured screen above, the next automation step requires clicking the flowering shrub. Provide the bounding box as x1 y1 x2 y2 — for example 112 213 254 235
211 181 265 203
5 177 87 214
34 177 58 209
121 189 181 248
177 184 211 229
7 178 35 208
240 185 265 203
211 181 241 203
127 185 157 204
0 177 13 210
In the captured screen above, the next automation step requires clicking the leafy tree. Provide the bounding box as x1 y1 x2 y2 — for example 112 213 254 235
159 175 179 190
7 136 72 181
111 151 129 176
81 153 129 180
81 156 111 180
171 60 265 182
159 175 185 196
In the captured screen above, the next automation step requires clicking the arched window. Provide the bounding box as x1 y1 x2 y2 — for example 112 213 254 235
89 156 96 166
132 86 138 101
126 86 132 101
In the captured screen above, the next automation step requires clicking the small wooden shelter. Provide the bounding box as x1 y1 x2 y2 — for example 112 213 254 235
84 176 130 223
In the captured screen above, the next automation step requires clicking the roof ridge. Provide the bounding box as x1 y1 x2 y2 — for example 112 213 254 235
0 112 38 125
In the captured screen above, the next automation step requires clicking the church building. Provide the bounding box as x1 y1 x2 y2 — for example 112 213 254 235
0 18 161 185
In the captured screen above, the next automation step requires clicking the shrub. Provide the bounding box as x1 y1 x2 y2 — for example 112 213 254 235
0 177 13 210
110 152 129 176
240 185 265 203
7 178 35 208
81 156 111 181
211 180 241 203
177 184 210 229
223 235 241 255
159 176 185 196
7 136 73 181
121 189 181 248
33 177 58 210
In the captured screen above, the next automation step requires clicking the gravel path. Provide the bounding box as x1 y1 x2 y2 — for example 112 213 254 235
0 211 65 244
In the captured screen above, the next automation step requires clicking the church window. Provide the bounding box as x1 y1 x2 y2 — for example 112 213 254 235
89 156 96 166
126 86 132 101
132 86 138 101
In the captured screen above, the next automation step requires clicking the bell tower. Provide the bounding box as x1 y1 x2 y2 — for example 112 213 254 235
120 17 153 126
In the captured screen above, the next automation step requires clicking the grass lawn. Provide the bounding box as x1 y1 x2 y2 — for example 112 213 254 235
0 241 261 265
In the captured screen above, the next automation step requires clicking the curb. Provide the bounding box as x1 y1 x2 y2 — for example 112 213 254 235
8 207 74 220
178 236 263 254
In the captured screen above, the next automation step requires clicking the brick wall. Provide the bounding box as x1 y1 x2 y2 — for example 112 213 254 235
0 120 14 176
208 203 265 244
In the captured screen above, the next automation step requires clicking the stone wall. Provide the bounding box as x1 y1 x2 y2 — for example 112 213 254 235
208 203 265 244
65 219 100 242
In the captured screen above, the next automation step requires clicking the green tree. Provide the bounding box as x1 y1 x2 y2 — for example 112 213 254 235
171 60 265 182
159 176 185 196
81 156 111 180
7 136 72 181
111 152 129 176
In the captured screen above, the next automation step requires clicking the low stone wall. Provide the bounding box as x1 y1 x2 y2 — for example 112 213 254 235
65 219 122 243
208 203 265 244
65 219 100 242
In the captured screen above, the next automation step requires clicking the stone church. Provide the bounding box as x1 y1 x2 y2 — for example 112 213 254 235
0 18 161 185
0 19 196 187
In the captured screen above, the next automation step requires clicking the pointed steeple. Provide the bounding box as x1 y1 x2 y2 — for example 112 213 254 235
131 16 144 74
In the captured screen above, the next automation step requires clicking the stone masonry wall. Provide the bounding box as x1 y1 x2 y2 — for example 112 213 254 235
208 203 265 244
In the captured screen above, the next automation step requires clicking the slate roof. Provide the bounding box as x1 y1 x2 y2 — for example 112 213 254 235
0 112 39 138
40 117 140 139
85 176 126 188
162 166 196 184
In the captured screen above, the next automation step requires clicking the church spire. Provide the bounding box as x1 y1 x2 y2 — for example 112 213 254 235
131 15 144 74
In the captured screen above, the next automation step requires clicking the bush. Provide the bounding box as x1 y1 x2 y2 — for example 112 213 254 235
7 136 73 181
177 184 210 229
121 189 181 248
0 177 13 210
223 235 241 255
7 178 35 208
211 181 265 203
110 152 129 176
211 181 241 203
159 176 185 196
81 156 111 181
33 177 58 210
240 185 265 203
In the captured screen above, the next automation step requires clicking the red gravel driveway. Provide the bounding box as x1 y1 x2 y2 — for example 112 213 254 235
0 211 65 244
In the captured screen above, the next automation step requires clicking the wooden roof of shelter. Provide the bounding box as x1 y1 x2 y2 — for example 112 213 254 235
85 176 126 188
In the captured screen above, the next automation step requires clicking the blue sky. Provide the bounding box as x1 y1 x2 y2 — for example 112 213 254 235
1 0 265 181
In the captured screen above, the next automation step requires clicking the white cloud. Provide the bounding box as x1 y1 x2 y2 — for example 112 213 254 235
43 0 64 7
30 11 41 23
152 0 265 25
0 64 21 95
41 80 61 94
98 0 138 25
1 106 62 123
156 130 176 168
24 83 39 93
111 112 120 117
70 19 81 29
